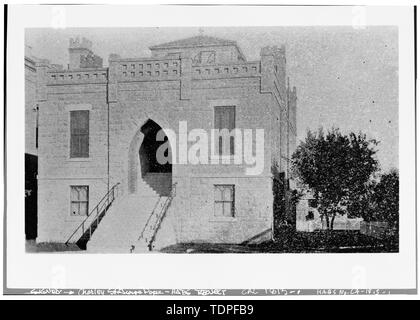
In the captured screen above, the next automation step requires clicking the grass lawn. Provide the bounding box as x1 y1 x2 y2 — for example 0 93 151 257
26 240 82 253
261 228 398 253
25 229 398 253
160 229 398 253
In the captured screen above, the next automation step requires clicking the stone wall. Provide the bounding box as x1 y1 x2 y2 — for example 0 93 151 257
37 73 109 242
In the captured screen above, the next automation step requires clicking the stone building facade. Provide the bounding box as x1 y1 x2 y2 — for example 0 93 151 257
33 35 297 251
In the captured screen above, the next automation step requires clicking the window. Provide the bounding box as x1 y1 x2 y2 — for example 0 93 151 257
214 106 235 155
70 110 89 158
193 51 216 64
214 185 235 217
308 199 318 208
70 186 89 216
306 211 314 221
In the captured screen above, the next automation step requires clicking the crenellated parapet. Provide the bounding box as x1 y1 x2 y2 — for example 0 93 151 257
42 36 295 109
110 57 182 81
46 68 108 85
260 45 288 104
34 59 62 101
192 61 260 79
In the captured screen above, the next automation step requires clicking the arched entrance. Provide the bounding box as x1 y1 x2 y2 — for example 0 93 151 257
128 119 172 196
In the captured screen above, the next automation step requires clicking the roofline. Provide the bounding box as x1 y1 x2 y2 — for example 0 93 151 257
46 67 108 73
149 42 247 61
149 42 236 50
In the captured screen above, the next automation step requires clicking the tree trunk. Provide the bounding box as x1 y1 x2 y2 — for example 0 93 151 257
324 213 332 250
330 214 336 230
324 214 330 230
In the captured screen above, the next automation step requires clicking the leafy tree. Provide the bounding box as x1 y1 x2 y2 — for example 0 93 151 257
373 170 399 228
346 180 376 220
363 170 399 226
292 128 379 230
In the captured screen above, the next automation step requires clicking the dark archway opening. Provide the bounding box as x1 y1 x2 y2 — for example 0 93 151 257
139 120 172 196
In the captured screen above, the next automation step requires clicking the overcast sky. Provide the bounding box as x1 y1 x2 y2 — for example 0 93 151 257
26 26 398 171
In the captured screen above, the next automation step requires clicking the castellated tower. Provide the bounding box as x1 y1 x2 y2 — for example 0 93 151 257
68 37 103 69
260 45 287 97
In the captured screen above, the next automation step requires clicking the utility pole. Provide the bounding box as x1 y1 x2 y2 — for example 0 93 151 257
33 104 39 151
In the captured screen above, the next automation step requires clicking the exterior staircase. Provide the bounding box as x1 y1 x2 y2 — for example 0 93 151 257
87 179 162 253
134 181 177 252
65 183 120 250
143 172 172 196
86 177 176 253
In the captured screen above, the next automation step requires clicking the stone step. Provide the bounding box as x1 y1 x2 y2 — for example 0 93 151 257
143 178 171 183
135 186 158 197
86 190 162 253
143 173 172 196
144 174 170 177
132 240 151 253
144 173 171 178
136 190 158 197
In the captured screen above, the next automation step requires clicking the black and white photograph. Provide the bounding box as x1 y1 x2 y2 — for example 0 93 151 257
2 3 418 299
24 25 399 254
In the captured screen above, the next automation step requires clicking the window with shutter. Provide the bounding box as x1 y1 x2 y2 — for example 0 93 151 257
70 110 89 158
214 106 235 156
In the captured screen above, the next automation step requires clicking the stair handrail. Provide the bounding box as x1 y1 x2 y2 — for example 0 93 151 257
65 182 121 245
148 184 176 250
139 182 177 250
138 195 163 241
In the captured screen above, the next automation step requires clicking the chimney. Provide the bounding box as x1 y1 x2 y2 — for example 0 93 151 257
68 37 103 69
